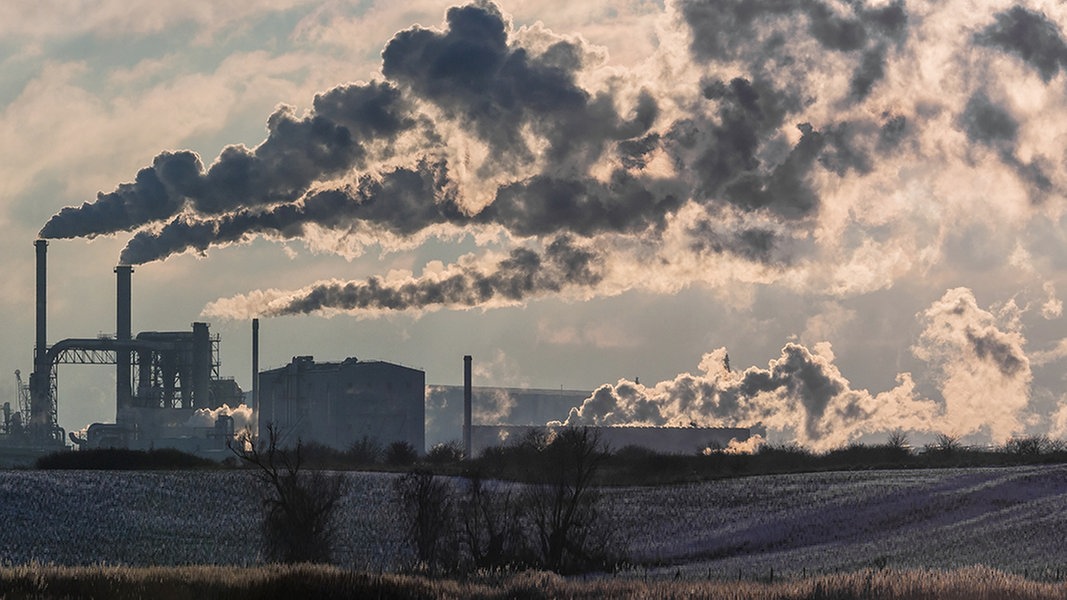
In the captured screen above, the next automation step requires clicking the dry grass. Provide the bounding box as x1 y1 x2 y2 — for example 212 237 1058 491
0 564 1065 600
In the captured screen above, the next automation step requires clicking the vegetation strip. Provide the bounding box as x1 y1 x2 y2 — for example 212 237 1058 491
0 564 1064 599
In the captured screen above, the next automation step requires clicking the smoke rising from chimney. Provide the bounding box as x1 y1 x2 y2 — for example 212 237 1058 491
555 287 1048 449
43 0 861 313
203 235 603 318
40 82 414 240
555 344 935 451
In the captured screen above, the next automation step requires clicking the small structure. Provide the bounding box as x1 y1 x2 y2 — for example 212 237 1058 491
258 356 424 452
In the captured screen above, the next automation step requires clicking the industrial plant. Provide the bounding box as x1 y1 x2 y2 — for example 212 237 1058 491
2 241 246 463
4 241 756 465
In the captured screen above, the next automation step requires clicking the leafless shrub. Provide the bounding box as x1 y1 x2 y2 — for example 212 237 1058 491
346 436 382 465
928 433 961 454
524 427 617 574
231 424 346 564
1004 435 1057 456
426 441 464 464
385 441 419 466
393 469 457 574
460 473 531 570
886 430 909 451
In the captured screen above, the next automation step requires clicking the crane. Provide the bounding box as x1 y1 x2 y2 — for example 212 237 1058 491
8 370 30 434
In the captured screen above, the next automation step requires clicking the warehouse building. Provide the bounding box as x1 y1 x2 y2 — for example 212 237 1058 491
258 356 424 452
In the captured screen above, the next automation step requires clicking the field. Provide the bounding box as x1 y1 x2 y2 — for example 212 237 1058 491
1 465 1067 582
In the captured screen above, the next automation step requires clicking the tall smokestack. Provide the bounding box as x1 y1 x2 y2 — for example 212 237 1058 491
30 240 50 437
34 240 47 367
115 265 133 411
251 318 260 411
463 355 472 460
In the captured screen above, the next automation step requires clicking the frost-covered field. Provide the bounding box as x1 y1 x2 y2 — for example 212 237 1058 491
0 470 406 569
607 465 1067 579
2 466 1066 577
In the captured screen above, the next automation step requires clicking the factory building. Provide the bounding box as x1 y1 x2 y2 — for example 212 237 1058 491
258 356 424 452
425 385 590 447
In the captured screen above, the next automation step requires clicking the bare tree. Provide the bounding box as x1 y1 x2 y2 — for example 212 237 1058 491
393 469 456 574
931 432 961 454
390 427 621 575
525 427 613 573
460 473 529 570
231 424 346 564
886 429 909 451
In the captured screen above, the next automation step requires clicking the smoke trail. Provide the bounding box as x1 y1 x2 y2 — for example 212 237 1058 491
118 159 687 265
40 81 414 240
48 0 864 275
36 0 1067 324
119 160 462 265
203 235 603 318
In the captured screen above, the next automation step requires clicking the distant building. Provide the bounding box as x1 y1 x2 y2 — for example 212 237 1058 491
425 385 590 447
471 425 755 457
258 356 424 452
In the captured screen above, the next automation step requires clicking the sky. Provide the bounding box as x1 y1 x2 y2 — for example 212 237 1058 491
4 0 1067 450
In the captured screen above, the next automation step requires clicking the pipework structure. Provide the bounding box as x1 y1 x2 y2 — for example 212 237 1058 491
23 242 243 452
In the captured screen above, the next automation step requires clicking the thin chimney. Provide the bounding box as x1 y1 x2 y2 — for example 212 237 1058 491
463 355 472 460
34 240 47 368
251 318 260 411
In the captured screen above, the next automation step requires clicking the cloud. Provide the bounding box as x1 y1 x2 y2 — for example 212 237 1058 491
913 287 1032 442
0 1 318 39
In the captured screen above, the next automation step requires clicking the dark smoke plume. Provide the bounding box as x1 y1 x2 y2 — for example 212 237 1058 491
680 0 908 102
958 91 1052 197
40 0 971 321
382 1 657 169
977 5 1067 82
40 81 414 240
119 161 462 265
119 160 688 265
203 235 604 317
